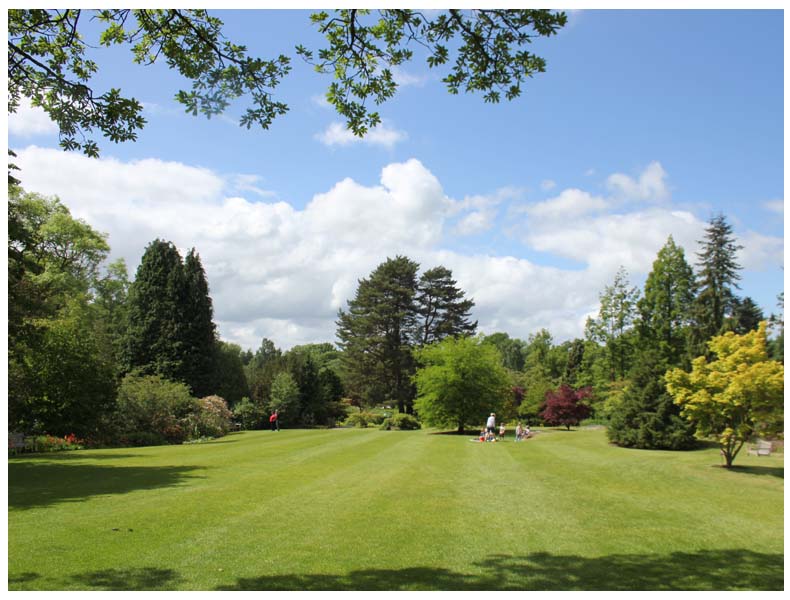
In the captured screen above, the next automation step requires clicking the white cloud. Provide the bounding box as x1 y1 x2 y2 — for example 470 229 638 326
12 148 781 351
391 66 429 87
738 231 784 271
316 121 407 148
522 208 705 275
9 99 58 137
584 168 596 176
763 199 784 214
606 161 670 201
540 179 556 191
521 188 609 221
311 94 331 109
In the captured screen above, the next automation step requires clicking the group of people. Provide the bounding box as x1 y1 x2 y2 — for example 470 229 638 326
476 413 531 442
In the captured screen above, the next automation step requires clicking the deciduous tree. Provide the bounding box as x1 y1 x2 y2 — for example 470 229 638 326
9 9 566 156
665 322 783 468
539 384 591 430
413 336 510 434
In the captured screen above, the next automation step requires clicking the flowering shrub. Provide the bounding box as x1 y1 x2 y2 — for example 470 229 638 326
29 433 85 452
189 395 233 438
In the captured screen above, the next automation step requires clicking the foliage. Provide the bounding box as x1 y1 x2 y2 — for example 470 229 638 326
25 433 85 453
337 257 477 413
213 341 251 407
726 296 764 335
8 187 115 436
539 384 592 430
343 412 378 428
637 235 696 366
233 397 263 431
607 350 696 450
9 9 565 157
585 266 641 381
180 249 219 397
768 292 783 363
380 412 421 430
691 214 743 352
22 299 117 437
415 266 477 344
337 256 420 412
482 332 526 371
189 395 233 438
114 373 197 444
122 239 219 396
269 371 301 420
8 9 290 156
413 335 510 433
299 9 567 135
665 322 784 467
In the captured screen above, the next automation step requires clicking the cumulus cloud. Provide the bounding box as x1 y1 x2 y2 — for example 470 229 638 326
737 231 784 271
522 188 609 221
12 148 781 351
316 121 407 148
9 99 58 137
606 161 670 201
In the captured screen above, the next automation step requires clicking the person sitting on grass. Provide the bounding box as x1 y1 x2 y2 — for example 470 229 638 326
524 425 531 439
498 423 506 440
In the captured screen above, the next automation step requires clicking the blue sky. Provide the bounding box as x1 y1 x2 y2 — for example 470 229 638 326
8 8 785 351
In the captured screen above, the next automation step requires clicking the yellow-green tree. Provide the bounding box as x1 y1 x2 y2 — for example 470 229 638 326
665 321 783 467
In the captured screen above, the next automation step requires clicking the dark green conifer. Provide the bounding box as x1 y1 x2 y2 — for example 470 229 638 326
416 266 477 344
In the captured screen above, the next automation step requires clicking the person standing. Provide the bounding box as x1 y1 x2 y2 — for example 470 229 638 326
486 412 496 437
269 410 279 431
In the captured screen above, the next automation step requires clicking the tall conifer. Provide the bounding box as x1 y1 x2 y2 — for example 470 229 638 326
416 266 477 344
693 214 743 349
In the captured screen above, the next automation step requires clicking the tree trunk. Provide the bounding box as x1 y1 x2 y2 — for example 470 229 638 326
457 421 465 435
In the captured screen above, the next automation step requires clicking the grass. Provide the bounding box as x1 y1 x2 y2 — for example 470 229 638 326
8 427 784 591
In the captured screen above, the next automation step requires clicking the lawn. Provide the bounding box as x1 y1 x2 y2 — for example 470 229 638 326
7 427 784 591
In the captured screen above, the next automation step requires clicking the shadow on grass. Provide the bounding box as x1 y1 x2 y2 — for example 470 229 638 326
728 465 784 479
218 549 782 591
70 568 183 590
8 461 203 510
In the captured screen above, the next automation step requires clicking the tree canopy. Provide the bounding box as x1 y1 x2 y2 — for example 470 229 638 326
413 336 510 434
8 9 567 156
665 321 784 468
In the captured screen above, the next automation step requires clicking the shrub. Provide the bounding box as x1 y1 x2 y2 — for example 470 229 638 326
380 413 421 430
189 395 233 438
343 412 372 428
233 397 263 430
120 431 167 447
27 434 85 452
114 374 197 444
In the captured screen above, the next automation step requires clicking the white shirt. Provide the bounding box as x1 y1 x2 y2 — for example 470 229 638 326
486 415 496 428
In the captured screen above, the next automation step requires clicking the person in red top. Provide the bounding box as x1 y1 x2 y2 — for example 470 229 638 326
269 410 279 431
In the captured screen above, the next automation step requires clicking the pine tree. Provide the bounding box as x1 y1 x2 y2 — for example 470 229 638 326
637 236 696 366
181 249 218 397
415 266 477 344
337 256 419 413
692 214 743 351
727 296 764 335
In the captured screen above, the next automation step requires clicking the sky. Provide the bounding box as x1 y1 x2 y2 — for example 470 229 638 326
7 7 785 352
